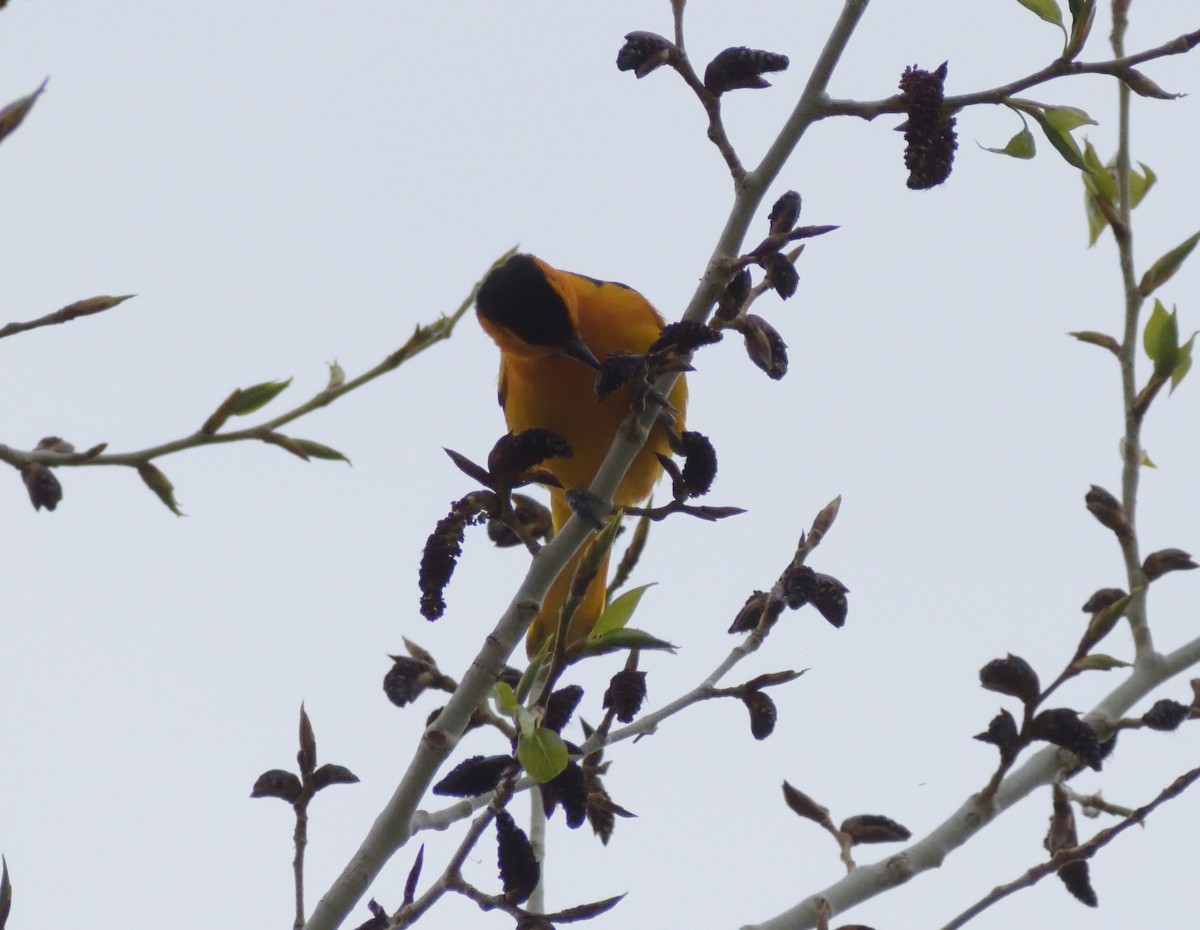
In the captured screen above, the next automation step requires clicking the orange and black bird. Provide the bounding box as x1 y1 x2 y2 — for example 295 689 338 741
476 253 686 656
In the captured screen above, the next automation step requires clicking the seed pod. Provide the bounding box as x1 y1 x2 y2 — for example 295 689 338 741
616 31 674 79
715 268 752 323
898 62 957 189
418 499 479 621
603 669 647 723
495 810 540 904
1030 708 1102 770
594 350 645 401
784 565 849 628
649 319 723 354
433 754 514 797
489 429 572 478
1142 699 1189 732
678 430 717 498
544 760 588 828
543 684 584 733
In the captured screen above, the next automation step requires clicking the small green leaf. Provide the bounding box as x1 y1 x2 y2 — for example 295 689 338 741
1139 230 1200 297
293 439 351 464
1130 162 1156 208
137 462 183 516
1071 654 1132 671
326 360 346 390
1171 333 1195 393
1143 300 1179 377
1081 140 1116 200
580 627 677 657
1083 591 1133 650
980 125 1036 159
493 681 519 715
1018 105 1087 171
231 378 293 416
516 728 569 783
1013 0 1065 32
1085 193 1109 247
589 583 655 641
1063 0 1095 59
1042 105 1096 133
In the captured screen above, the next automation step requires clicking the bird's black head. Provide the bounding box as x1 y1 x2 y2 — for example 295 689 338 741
476 253 576 349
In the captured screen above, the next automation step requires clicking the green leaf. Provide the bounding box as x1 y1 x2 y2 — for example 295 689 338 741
980 125 1036 159
1018 105 1087 171
493 681 519 715
1013 0 1065 32
1063 0 1095 59
137 463 183 516
589 583 654 640
1139 230 1200 297
516 728 569 783
293 439 351 464
1143 300 1179 377
1085 192 1109 247
1130 162 1156 208
1171 333 1195 393
1042 105 1096 133
231 378 293 416
580 627 677 658
1080 140 1116 200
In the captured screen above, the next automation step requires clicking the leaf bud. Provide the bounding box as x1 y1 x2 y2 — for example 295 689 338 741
250 769 303 804
20 462 62 511
1084 484 1130 539
973 708 1021 758
978 654 1040 704
704 47 789 95
729 590 769 634
616 31 674 78
761 251 799 299
1142 548 1198 581
715 268 752 322
839 814 912 845
742 313 789 380
768 190 802 236
743 690 777 740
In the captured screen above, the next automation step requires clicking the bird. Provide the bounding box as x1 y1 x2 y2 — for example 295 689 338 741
476 253 686 657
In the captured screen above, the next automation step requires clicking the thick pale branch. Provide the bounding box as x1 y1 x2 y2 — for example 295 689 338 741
741 634 1200 930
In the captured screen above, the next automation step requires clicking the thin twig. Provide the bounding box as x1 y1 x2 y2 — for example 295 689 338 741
938 763 1200 930
821 28 1200 120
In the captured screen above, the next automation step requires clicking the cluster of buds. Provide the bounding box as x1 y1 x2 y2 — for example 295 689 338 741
616 32 789 98
713 190 838 380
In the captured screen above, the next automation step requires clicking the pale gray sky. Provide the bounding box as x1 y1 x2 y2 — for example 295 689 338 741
2 3 1199 929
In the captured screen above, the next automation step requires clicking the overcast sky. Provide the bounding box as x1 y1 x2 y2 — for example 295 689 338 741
2 3 1199 929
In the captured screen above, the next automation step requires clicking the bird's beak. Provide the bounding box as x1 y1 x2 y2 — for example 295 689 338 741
561 337 602 370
